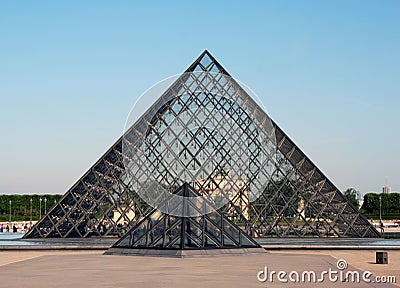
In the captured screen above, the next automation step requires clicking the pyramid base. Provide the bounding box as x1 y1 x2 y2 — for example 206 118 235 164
104 247 266 258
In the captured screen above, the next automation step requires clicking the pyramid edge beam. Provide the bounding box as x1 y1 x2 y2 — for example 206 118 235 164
272 120 381 238
23 51 230 239
23 137 124 239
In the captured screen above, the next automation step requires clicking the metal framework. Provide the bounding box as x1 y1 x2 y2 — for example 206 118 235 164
110 183 260 250
24 51 380 239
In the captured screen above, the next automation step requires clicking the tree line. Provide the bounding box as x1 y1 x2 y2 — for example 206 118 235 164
0 194 63 222
1 190 399 222
361 192 400 220
344 187 400 220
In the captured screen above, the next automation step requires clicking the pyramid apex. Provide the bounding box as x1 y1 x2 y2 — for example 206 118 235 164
186 50 230 75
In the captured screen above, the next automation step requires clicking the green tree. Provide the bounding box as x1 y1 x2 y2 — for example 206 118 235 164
361 193 379 214
361 192 400 219
344 187 359 209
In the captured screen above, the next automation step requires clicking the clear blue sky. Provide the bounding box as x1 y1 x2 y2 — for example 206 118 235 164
0 1 399 195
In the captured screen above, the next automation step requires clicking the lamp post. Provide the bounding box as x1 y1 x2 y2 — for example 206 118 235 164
30 198 33 227
379 195 382 222
9 200 12 228
44 197 47 215
39 198 42 219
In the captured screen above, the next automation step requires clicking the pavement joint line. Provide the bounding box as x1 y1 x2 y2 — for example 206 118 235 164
0 255 43 268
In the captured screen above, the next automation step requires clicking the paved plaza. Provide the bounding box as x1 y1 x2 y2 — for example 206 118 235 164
0 250 398 287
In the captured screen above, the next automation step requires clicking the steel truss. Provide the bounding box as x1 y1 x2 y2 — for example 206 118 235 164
24 51 380 239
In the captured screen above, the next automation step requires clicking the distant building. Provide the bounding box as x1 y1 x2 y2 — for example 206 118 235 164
356 191 364 209
382 185 391 194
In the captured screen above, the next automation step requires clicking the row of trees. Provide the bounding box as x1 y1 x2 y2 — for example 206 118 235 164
343 188 400 220
361 192 400 219
0 194 63 222
1 189 398 222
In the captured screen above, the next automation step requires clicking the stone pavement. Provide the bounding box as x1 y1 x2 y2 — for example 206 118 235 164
0 250 398 287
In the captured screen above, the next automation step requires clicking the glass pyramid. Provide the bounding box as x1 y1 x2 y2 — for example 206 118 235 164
24 51 380 240
109 183 260 251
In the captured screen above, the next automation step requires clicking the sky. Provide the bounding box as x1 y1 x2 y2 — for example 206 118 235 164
0 1 399 195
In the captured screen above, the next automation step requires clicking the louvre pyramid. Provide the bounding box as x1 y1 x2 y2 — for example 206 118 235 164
24 50 380 239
